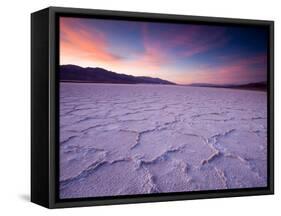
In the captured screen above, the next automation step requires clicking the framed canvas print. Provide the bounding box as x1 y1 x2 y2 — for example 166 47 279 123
31 7 274 208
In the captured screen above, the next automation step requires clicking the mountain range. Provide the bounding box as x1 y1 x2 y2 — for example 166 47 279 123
60 65 175 85
60 64 266 91
188 82 267 91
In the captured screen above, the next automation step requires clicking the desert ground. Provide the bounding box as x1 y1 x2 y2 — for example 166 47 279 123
59 83 267 199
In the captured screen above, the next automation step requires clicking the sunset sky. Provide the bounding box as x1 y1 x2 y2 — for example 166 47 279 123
60 17 268 85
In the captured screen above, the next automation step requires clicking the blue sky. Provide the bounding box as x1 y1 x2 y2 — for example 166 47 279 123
60 17 268 84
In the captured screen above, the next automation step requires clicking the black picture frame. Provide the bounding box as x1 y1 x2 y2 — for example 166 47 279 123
31 6 274 209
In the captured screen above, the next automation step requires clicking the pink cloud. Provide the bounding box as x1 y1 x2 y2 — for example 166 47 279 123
182 28 228 57
149 25 229 57
121 24 170 72
60 18 121 64
180 53 267 85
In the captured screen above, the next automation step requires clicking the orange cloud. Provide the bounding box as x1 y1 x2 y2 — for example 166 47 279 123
60 18 171 78
60 18 121 65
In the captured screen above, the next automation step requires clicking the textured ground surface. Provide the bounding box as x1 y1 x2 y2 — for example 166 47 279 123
59 83 267 199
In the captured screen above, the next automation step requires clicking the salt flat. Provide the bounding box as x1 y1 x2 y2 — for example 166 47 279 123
59 83 267 199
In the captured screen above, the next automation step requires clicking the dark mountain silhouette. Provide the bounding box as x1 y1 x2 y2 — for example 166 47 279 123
234 82 267 90
188 82 267 91
60 65 175 85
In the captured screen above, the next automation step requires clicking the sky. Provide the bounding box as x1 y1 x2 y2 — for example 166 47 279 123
60 17 268 85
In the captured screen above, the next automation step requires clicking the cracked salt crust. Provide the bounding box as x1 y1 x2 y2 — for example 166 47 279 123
59 83 267 199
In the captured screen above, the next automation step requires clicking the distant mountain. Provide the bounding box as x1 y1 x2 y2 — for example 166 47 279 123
234 82 267 90
60 65 175 85
188 82 267 91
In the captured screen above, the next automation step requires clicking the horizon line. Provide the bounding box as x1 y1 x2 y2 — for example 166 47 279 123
60 63 266 86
